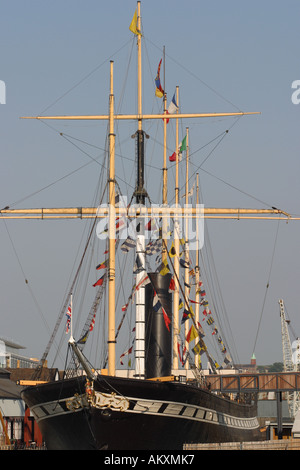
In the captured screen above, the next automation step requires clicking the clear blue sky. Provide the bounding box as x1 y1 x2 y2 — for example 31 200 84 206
0 0 299 367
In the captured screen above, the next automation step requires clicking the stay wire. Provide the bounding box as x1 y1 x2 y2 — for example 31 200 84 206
0 215 53 340
144 36 242 112
252 217 281 355
39 39 132 115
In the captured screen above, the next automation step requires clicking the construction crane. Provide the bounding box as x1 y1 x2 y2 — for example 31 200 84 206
279 299 300 418
0 408 11 448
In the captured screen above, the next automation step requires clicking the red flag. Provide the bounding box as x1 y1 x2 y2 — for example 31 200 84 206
120 346 133 365
89 313 96 331
168 277 175 292
93 275 104 287
162 307 171 332
155 59 164 98
96 260 108 270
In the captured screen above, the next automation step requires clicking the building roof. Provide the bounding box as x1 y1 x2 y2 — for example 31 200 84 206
7 367 59 383
0 369 23 399
0 337 25 350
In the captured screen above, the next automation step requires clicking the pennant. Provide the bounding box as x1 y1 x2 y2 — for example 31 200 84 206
129 9 142 36
155 59 164 98
145 219 152 231
121 236 136 253
179 298 184 310
206 316 215 326
168 242 176 258
181 309 190 324
146 238 163 256
197 321 206 338
115 217 126 234
177 342 183 365
192 342 206 356
65 302 72 334
181 181 195 199
189 268 195 278
168 92 179 115
133 254 144 274
186 325 198 343
169 135 187 162
135 274 150 290
202 309 211 319
93 275 105 287
180 258 189 269
163 92 179 124
153 290 170 331
159 258 170 275
221 354 232 368
96 260 108 270
77 332 88 345
168 277 175 292
190 298 203 305
153 291 162 313
179 135 187 153
182 346 189 366
89 313 96 332
162 306 171 331
120 346 133 365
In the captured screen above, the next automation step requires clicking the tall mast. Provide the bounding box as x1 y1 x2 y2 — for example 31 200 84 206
137 1 142 134
134 1 146 378
173 86 180 370
108 60 116 376
17 2 265 377
162 47 167 207
194 173 200 367
184 127 190 369
162 47 168 263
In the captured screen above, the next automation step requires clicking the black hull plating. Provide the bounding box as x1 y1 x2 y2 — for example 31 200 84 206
21 374 264 450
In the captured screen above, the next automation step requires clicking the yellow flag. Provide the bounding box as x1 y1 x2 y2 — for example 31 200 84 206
168 242 176 258
160 258 170 276
129 9 142 36
192 343 206 356
187 325 198 343
155 88 164 98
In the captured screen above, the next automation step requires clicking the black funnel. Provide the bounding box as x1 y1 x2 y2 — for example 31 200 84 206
145 272 173 379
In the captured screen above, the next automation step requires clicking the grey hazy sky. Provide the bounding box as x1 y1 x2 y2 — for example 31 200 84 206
0 0 299 368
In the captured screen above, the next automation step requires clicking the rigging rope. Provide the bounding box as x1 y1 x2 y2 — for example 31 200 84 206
0 216 53 339
252 217 281 355
39 39 132 115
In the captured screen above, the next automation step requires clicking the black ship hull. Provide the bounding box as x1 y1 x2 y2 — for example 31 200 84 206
21 374 264 450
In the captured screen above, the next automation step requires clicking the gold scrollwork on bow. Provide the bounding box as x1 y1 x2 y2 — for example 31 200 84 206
66 393 89 411
66 391 129 413
92 392 130 411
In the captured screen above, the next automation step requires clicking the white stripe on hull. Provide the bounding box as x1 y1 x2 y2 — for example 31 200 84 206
30 391 259 431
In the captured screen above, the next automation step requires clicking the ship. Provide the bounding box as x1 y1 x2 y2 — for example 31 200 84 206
19 2 275 450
